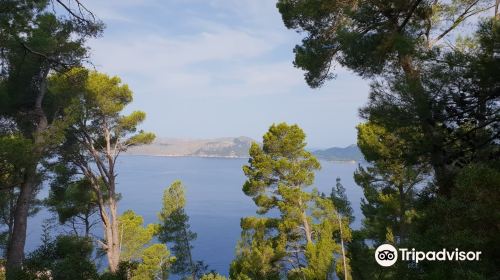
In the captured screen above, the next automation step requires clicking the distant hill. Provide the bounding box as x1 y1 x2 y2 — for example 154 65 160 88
312 144 364 162
126 137 364 162
125 136 255 158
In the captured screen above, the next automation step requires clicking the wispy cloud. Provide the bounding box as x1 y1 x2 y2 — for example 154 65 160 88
87 0 305 98
83 0 370 146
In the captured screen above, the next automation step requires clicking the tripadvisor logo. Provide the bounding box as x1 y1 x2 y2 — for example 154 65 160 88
375 244 398 267
375 244 482 267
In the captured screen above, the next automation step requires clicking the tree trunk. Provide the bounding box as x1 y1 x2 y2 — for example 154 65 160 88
80 126 122 272
2 189 16 259
337 215 348 280
301 211 313 244
298 197 313 244
84 213 90 237
5 170 35 271
181 227 196 280
96 187 120 273
6 67 49 276
107 196 121 273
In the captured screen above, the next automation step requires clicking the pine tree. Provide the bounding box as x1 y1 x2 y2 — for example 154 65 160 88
55 69 155 272
231 123 352 280
117 210 174 280
0 1 102 273
158 180 207 280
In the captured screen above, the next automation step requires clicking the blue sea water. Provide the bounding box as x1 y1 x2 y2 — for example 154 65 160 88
26 156 364 276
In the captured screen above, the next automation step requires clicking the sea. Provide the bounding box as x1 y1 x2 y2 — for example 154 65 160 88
25 156 364 276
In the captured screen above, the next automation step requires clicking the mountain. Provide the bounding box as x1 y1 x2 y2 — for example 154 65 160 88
125 136 255 158
126 137 364 162
312 144 364 162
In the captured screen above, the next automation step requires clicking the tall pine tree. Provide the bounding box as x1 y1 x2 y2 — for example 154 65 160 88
231 123 352 280
159 180 207 280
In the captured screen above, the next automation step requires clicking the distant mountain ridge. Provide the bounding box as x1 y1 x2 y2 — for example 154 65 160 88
126 137 364 162
125 136 255 158
312 144 365 162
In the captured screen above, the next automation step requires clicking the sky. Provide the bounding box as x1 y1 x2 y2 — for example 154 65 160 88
84 0 370 148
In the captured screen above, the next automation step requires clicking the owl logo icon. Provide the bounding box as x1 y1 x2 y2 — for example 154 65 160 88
375 244 398 267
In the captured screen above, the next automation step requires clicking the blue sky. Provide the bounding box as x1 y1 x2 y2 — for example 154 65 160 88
85 0 370 148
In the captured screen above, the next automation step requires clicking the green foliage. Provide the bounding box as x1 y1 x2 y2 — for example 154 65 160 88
158 180 207 279
0 134 41 255
354 122 426 245
159 180 186 218
53 68 156 272
330 178 354 223
232 123 351 280
131 244 173 280
1 0 102 272
0 135 34 178
200 273 228 280
1 7 101 131
0 259 5 280
230 217 284 280
276 19 499 280
0 134 35 222
349 122 429 279
242 123 320 214
301 222 337 280
349 19 500 279
276 0 494 87
118 210 159 262
347 231 378 280
98 262 138 280
45 164 99 236
62 70 156 158
80 70 155 148
17 235 98 280
411 164 500 279
118 210 174 279
47 68 89 119
85 72 132 115
0 135 34 243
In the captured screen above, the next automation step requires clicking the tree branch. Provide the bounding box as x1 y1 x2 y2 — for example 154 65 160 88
55 0 96 24
398 0 423 32
429 1 494 47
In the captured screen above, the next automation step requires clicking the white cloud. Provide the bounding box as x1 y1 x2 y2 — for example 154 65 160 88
82 0 370 148
90 28 273 70
85 0 162 22
86 1 303 99
88 23 364 100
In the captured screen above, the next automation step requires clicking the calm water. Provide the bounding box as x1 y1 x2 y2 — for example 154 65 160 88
26 156 363 276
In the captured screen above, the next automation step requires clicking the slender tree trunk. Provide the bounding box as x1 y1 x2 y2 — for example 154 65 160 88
101 123 121 272
298 198 313 244
97 194 120 273
337 215 348 280
181 227 196 280
6 67 49 276
79 125 122 272
108 196 120 272
2 189 16 259
301 211 313 244
495 0 499 19
5 170 35 270
84 213 90 237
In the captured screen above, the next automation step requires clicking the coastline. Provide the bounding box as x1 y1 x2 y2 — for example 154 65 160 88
122 153 249 159
122 154 361 163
